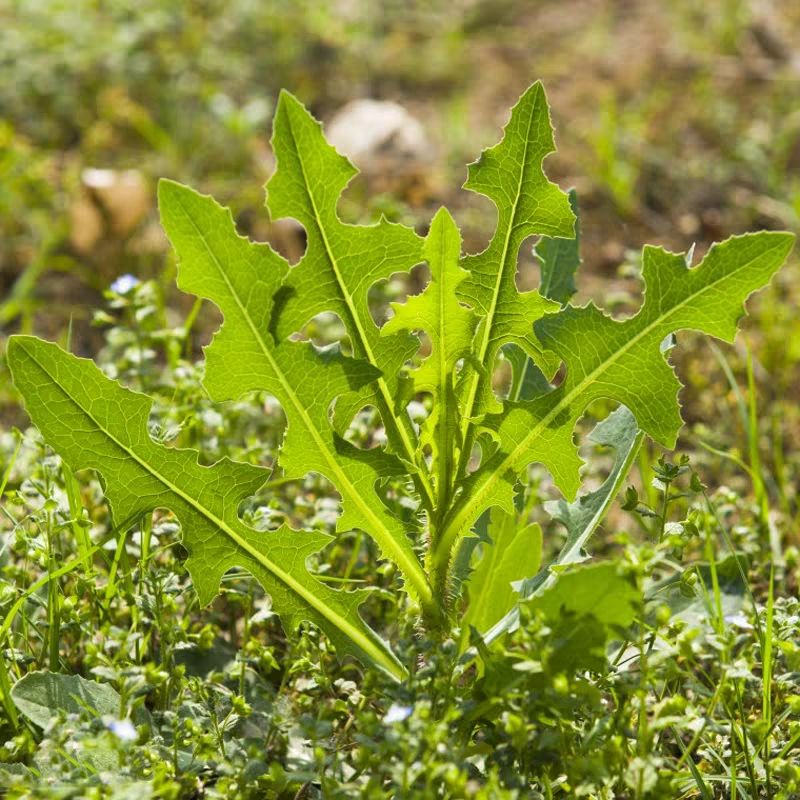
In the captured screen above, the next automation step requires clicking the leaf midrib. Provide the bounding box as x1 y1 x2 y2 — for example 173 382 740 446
174 194 433 608
435 219 452 508
19 340 402 679
460 85 541 427
282 108 432 507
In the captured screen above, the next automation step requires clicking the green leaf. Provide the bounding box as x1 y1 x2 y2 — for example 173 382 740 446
536 187 581 305
266 91 430 497
523 562 640 674
532 405 642 586
505 232 794 491
474 563 639 682
462 507 541 641
500 190 580 405
456 81 575 418
531 561 639 631
503 343 552 403
11 671 149 776
7 336 405 679
158 180 435 619
440 232 794 557
482 406 642 645
11 671 147 729
0 763 34 780
383 207 478 505
384 207 477 400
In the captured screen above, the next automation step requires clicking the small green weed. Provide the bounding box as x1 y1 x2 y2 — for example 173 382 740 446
1 83 798 798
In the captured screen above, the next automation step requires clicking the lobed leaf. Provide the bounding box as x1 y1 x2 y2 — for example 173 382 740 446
266 91 429 495
537 405 642 580
384 207 477 399
500 190 581 407
457 81 575 418
439 231 794 560
7 336 405 679
158 180 435 616
383 207 478 506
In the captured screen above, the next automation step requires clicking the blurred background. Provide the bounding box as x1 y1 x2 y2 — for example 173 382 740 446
1 0 799 444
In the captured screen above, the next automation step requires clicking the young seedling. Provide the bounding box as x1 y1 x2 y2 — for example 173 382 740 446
8 82 794 680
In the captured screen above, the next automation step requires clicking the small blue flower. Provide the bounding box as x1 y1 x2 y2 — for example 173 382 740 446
107 718 137 742
724 613 753 631
110 274 140 294
383 703 412 724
